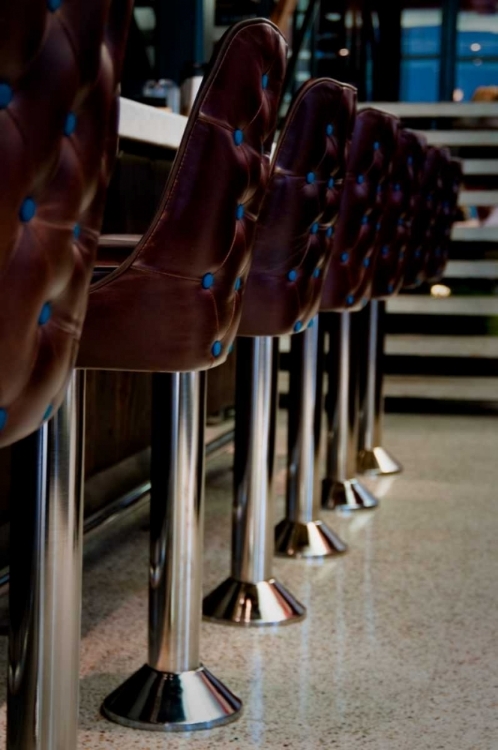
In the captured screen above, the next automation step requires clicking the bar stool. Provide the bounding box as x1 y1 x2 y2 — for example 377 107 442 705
90 20 287 731
1 3 133 748
318 108 399 512
357 130 427 477
202 78 356 624
425 158 463 283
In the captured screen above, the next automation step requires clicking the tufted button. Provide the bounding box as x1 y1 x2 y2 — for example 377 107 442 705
0 409 7 431
310 222 319 234
236 204 245 220
328 177 335 190
293 321 303 333
38 302 52 325
326 226 334 238
361 215 369 226
387 283 394 294
202 273 214 290
415 249 422 259
73 224 81 239
376 222 382 231
357 175 364 185
313 268 321 278
346 294 354 306
233 129 244 146
64 112 77 137
234 277 242 292
211 341 222 358
306 172 315 184
381 246 389 258
287 269 298 282
262 73 269 90
394 183 401 192
407 156 414 166
377 185 383 195
47 0 62 9
363 257 370 268
340 252 349 263
326 124 334 136
19 197 36 223
43 404 53 422
0 83 13 110
398 218 404 227
399 249 405 259
373 141 380 151
307 319 315 329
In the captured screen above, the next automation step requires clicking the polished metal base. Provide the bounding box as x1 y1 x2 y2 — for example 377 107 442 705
274 519 348 558
357 447 403 476
322 478 379 511
102 663 242 732
203 577 306 626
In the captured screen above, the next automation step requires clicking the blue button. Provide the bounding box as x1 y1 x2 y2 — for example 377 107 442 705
43 404 53 422
234 277 242 292
357 175 364 185
294 321 303 333
376 222 382 231
262 73 269 90
381 246 389 257
64 112 77 136
233 129 244 146
373 141 380 150
313 268 321 278
20 197 36 222
47 0 62 9
73 224 81 239
341 252 349 263
415 249 422 259
326 226 334 238
377 184 383 194
361 215 369 226
0 408 7 431
363 257 370 268
399 249 405 259
394 183 401 192
212 341 222 357
310 222 319 234
288 269 297 282
308 318 315 329
306 172 315 184
346 294 354 306
398 218 404 227
407 156 414 166
202 273 214 289
387 284 394 294
326 124 334 136
328 177 335 189
236 204 245 220
0 83 13 109
38 302 52 325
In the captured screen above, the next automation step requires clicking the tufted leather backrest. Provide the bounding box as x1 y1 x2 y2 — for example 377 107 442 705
78 19 287 373
237 77 357 337
320 108 399 312
371 129 427 299
402 146 451 289
425 158 462 283
0 0 133 448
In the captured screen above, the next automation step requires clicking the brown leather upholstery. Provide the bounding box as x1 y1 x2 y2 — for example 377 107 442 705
320 108 399 312
402 146 451 289
425 158 462 283
237 78 357 337
371 129 427 299
77 19 287 373
0 0 133 448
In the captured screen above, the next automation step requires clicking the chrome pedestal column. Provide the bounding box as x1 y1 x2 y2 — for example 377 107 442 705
102 372 242 731
203 337 306 626
275 319 347 558
8 371 85 750
321 312 379 511
357 300 402 476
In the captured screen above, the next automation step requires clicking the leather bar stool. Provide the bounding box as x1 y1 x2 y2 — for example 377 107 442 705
203 78 356 625
88 20 287 730
318 108 399 512
357 129 428 477
0 3 133 748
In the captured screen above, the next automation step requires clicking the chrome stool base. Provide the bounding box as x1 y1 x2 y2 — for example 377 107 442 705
357 446 403 476
102 664 242 732
203 577 306 626
322 478 379 511
275 519 347 558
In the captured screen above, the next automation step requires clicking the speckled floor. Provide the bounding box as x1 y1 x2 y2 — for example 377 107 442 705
2 412 498 749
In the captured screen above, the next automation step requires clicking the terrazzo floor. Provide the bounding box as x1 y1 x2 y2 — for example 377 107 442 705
2 412 498 749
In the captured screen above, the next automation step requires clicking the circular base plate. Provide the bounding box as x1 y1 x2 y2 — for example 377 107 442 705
322 478 379 511
274 519 348 558
357 447 403 477
203 577 306 626
101 664 242 732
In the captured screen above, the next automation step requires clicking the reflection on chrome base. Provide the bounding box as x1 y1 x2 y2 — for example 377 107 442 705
203 577 306 626
274 519 348 558
322 478 379 511
357 446 403 476
101 664 242 732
